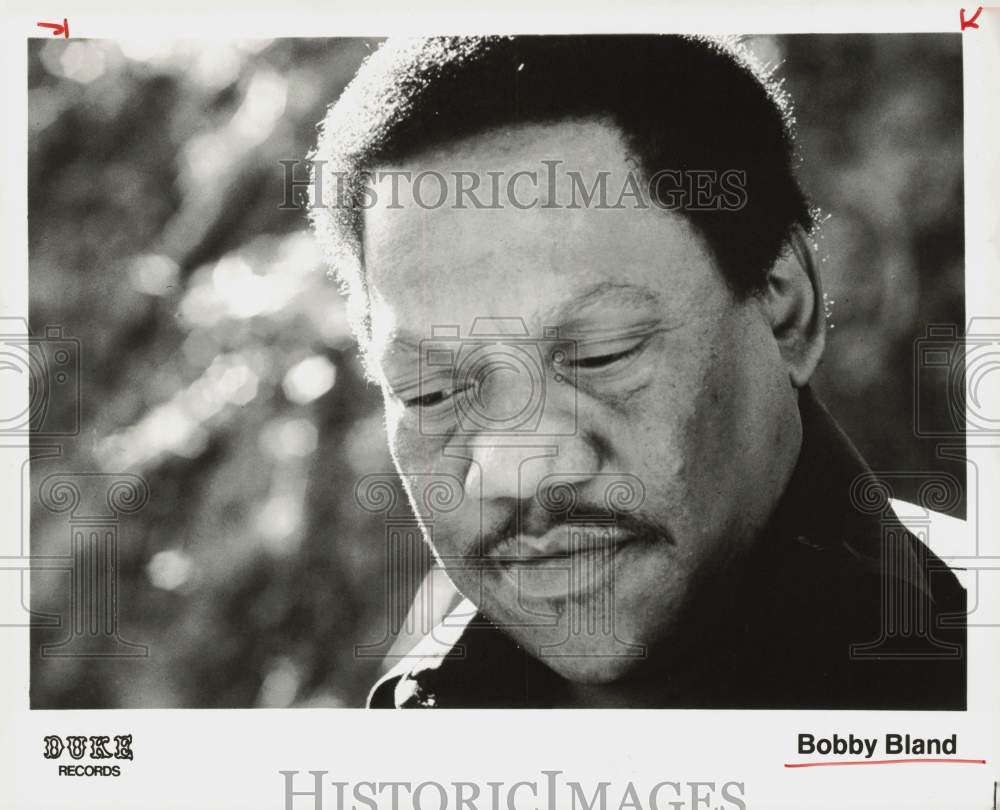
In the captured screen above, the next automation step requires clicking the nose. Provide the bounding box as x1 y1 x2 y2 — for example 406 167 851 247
452 433 600 504
466 347 545 432
444 342 597 503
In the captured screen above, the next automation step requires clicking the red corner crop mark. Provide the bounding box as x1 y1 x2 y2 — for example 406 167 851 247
961 6 983 30
785 758 987 768
36 18 69 38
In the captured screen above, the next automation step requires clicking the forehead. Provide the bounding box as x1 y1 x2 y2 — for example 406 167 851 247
361 119 722 350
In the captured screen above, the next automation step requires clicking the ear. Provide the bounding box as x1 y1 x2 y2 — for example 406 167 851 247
756 228 826 388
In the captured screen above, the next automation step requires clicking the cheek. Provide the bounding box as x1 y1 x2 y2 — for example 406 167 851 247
605 312 782 533
683 315 795 532
382 397 439 472
713 315 790 444
687 319 769 472
381 397 409 466
610 337 721 483
381 399 477 549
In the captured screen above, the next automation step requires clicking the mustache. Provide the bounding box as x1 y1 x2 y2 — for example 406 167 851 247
473 500 675 557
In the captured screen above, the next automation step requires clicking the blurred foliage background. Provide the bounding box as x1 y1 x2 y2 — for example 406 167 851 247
28 35 964 709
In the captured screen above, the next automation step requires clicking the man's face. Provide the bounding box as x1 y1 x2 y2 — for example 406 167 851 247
362 120 801 685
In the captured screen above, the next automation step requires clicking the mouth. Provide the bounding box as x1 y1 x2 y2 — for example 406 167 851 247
485 524 638 599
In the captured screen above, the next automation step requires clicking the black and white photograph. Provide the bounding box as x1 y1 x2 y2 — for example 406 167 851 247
26 33 970 709
4 6 999 809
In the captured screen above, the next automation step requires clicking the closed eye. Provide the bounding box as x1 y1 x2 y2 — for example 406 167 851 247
404 391 447 408
402 383 472 409
569 342 644 370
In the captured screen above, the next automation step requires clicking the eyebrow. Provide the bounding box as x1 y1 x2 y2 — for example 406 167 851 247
383 333 421 352
382 282 663 351
541 282 663 330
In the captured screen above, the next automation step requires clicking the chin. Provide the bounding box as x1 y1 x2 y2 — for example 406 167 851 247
536 649 650 685
507 613 653 685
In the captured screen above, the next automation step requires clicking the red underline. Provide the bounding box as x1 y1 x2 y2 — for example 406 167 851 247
785 758 986 768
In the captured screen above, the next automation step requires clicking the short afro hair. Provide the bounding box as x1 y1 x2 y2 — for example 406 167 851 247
309 35 814 337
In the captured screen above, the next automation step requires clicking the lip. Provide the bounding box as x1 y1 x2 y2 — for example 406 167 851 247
487 524 636 599
489 524 632 560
